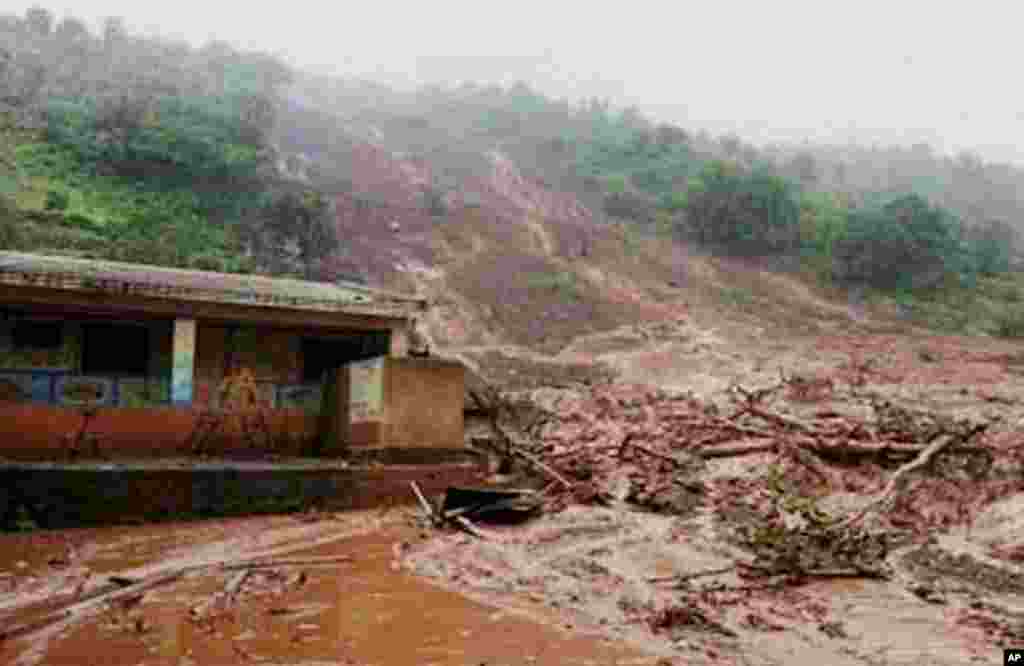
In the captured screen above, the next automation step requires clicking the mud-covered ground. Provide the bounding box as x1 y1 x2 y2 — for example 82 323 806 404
4 325 1024 665
408 325 1024 666
1 511 662 666
406 496 1024 665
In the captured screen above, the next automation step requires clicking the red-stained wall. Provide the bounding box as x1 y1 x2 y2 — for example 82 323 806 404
0 403 319 461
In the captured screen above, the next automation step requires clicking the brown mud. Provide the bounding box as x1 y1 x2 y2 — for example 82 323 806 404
1 512 658 666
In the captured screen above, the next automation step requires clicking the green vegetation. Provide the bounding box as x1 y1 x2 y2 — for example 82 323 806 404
832 194 972 290
719 286 756 308
3 6 1023 341
0 7 336 277
995 308 1024 338
526 270 581 299
679 160 801 255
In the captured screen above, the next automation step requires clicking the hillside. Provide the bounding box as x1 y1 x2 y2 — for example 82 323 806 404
8 10 1024 666
3 7 1024 383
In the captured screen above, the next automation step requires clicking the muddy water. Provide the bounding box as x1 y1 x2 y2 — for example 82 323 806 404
3 500 1021 666
1 513 659 666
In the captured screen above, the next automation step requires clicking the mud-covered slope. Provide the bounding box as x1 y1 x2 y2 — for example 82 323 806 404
276 84 902 374
318 134 691 354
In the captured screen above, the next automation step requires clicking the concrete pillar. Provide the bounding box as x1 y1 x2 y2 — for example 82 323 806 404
171 319 196 406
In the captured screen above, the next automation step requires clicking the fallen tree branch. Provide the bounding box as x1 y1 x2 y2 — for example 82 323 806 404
626 441 687 466
648 565 737 585
2 518 386 644
410 481 438 525
833 424 988 529
509 444 574 490
452 515 493 540
699 442 779 458
224 569 249 599
1 570 184 643
744 405 813 432
546 444 622 461
731 384 784 407
222 556 352 571
492 415 574 490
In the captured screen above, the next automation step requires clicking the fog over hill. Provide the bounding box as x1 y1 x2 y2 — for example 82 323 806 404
11 0 1023 166
3 2 1024 351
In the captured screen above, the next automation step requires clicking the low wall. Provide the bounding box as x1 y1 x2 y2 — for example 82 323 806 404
0 404 318 461
1 454 487 528
318 357 465 451
385 358 465 449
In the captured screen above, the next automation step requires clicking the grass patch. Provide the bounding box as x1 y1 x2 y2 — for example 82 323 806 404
526 270 582 300
994 309 1024 338
4 136 247 269
719 286 756 308
861 272 1024 337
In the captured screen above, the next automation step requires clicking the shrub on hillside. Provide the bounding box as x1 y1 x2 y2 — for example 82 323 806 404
831 194 970 290
602 191 656 224
965 218 1016 276
994 309 1024 338
0 195 20 247
682 161 800 256
44 189 68 211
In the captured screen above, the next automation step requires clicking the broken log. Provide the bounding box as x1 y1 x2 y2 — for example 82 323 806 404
410 481 438 524
648 565 737 585
451 515 493 540
699 442 778 458
222 556 352 571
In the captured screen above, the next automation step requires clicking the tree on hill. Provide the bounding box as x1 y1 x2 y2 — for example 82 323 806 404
832 194 968 289
246 188 339 279
24 6 52 37
681 160 801 256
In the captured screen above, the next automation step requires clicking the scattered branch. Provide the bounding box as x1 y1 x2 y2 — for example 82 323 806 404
833 423 989 529
222 556 352 571
508 444 574 490
410 481 438 525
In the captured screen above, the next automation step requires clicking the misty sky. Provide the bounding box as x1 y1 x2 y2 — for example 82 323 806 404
10 1 1024 165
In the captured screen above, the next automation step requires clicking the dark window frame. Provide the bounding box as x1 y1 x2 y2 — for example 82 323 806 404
81 323 150 377
11 320 64 351
300 332 390 383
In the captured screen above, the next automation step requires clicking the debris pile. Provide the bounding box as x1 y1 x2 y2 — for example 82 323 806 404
490 380 1018 538
405 374 1024 663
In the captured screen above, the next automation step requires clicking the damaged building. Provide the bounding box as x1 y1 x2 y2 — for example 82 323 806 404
0 252 465 460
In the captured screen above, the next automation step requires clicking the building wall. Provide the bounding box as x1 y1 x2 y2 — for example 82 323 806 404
193 324 312 410
384 358 465 449
0 317 321 459
0 403 317 460
0 317 323 411
320 357 465 451
0 315 461 460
